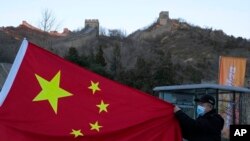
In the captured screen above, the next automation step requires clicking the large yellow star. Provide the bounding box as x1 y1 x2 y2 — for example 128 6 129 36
70 129 84 138
96 100 109 113
88 81 101 94
90 121 102 132
33 71 73 114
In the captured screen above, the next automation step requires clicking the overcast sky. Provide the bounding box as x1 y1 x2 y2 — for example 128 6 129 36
1 0 249 39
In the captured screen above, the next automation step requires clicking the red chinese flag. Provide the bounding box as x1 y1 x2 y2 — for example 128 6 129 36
0 40 182 141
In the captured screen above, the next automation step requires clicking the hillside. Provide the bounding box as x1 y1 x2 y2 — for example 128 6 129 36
1 12 250 93
0 63 12 89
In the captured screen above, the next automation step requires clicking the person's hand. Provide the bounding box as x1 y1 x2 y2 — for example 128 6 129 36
174 105 181 113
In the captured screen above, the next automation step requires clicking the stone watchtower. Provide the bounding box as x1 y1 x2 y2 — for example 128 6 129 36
85 19 99 29
85 19 99 35
158 11 169 26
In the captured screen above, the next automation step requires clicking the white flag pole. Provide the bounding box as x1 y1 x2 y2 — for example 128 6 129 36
0 38 28 106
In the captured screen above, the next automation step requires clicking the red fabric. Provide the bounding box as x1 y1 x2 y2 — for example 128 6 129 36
0 42 182 141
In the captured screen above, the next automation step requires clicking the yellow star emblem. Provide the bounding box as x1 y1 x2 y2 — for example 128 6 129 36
70 129 84 138
96 100 109 113
88 81 101 94
33 71 73 114
90 121 102 132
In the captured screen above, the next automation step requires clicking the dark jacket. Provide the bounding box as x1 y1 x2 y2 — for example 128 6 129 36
175 109 224 141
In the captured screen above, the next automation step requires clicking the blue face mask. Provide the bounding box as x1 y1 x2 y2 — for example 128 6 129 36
196 105 205 117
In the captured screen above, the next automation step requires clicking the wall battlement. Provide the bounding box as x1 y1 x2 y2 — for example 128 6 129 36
85 19 99 29
20 21 70 36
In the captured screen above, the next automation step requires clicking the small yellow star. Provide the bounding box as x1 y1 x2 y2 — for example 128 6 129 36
90 121 102 132
96 100 109 113
70 129 84 138
88 81 101 94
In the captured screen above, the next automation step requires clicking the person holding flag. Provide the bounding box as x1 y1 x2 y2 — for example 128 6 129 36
174 94 224 141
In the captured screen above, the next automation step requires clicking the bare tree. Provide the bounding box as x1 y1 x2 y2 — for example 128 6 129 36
99 26 107 36
39 9 59 32
108 29 127 39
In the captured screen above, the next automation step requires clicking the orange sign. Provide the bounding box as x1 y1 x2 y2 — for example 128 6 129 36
218 56 246 138
219 56 246 87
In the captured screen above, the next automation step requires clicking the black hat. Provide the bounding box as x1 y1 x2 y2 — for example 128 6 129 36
194 95 215 105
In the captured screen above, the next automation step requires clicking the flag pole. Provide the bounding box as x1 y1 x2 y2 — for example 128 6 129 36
0 38 28 106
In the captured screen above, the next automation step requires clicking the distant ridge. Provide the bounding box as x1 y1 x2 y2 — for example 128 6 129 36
1 11 250 92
